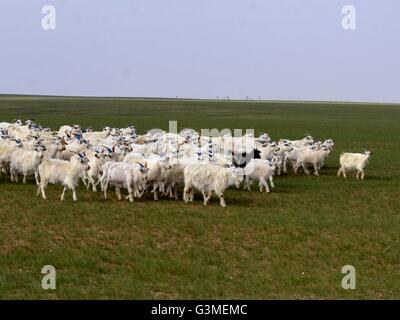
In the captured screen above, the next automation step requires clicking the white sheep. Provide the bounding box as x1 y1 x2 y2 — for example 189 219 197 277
294 146 332 176
183 164 245 207
0 139 23 174
84 150 107 192
123 154 171 200
36 153 90 201
337 151 372 180
101 161 148 202
243 159 276 192
10 144 46 184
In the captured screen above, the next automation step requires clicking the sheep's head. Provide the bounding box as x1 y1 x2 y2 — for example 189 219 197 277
230 167 246 188
12 139 23 148
137 163 150 183
364 150 373 158
54 139 66 151
322 139 335 149
304 135 314 144
72 152 90 171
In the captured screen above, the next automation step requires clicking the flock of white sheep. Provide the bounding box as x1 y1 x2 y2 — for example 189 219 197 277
0 120 373 206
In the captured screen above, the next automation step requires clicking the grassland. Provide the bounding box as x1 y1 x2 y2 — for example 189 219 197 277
0 95 399 299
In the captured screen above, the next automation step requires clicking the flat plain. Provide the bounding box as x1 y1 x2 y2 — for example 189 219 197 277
0 95 399 299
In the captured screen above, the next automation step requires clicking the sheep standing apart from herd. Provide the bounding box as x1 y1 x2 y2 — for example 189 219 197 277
0 119 373 206
337 151 373 180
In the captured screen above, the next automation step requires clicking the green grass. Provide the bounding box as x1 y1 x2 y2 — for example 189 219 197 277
0 95 399 299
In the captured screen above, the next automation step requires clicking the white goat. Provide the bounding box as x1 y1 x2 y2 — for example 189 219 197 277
337 151 372 180
243 159 276 192
84 151 107 192
37 153 90 201
101 162 148 202
183 164 244 207
10 144 46 184
290 135 314 147
294 146 332 176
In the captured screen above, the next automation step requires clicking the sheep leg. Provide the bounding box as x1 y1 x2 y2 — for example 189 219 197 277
218 192 226 207
313 163 319 176
293 162 300 174
72 187 77 201
151 185 159 200
202 191 208 205
260 177 270 193
127 185 134 202
103 182 108 199
302 163 310 175
337 167 343 178
116 187 122 200
138 186 145 198
183 186 190 203
269 176 275 188
184 184 194 202
60 186 67 201
205 190 212 204
34 172 40 185
245 178 251 191
93 175 101 191
100 175 106 192
173 185 179 200
92 181 98 192
81 176 88 187
40 182 47 200
283 157 288 173
361 169 365 180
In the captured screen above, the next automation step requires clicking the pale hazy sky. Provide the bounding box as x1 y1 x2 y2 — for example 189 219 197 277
0 0 399 102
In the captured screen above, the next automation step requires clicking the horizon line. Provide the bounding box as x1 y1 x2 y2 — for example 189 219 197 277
0 93 399 106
